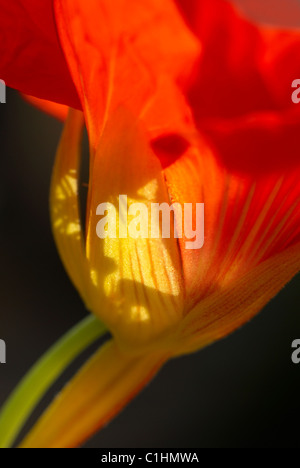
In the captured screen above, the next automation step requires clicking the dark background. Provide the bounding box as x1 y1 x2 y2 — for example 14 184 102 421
0 89 299 449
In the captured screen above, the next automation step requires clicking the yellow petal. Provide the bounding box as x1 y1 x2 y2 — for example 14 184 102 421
85 109 184 349
175 241 300 355
19 340 168 448
50 109 90 306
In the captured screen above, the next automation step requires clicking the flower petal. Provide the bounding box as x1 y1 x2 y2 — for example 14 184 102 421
160 0 300 309
201 108 300 175
51 101 184 348
50 108 90 306
54 0 200 150
23 95 69 121
85 109 184 348
0 0 80 107
177 0 300 174
163 142 300 311
19 340 168 448
175 241 300 355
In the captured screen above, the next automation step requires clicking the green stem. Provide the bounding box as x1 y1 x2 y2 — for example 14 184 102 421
0 315 107 448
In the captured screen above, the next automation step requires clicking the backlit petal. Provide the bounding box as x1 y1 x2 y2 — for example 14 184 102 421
50 109 90 306
163 142 300 311
159 0 300 311
176 0 300 174
175 241 300 355
54 0 200 150
86 109 184 348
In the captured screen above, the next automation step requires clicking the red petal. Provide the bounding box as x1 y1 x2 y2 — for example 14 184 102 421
0 0 80 107
202 108 300 174
176 0 300 174
175 0 200 31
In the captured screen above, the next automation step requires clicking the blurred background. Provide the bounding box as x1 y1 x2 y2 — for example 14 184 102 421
1 1 300 449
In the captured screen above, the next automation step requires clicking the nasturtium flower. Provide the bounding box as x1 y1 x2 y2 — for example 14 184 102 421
0 0 300 448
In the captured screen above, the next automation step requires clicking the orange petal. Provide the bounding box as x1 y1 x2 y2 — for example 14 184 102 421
19 340 168 448
23 95 69 121
162 140 300 312
175 240 300 355
54 0 200 150
141 77 196 143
